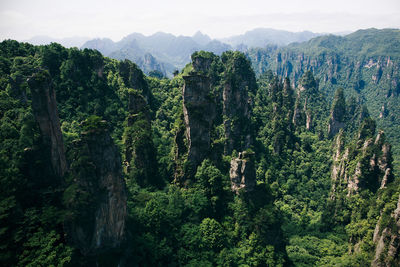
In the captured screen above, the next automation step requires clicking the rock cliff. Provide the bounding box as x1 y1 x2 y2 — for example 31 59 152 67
181 61 216 177
328 88 346 138
124 90 161 188
372 194 400 267
330 124 393 198
230 151 256 194
28 70 67 178
222 52 257 155
65 119 127 255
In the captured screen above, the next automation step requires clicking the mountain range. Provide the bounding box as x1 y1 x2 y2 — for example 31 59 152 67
25 29 327 76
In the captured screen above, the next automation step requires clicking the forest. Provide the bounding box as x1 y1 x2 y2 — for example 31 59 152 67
0 35 399 266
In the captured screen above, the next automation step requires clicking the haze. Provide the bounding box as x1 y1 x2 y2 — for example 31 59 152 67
1 0 400 41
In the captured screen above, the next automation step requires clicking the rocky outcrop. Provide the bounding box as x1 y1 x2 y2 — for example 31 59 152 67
28 70 67 178
328 88 346 138
328 118 345 139
372 194 400 267
375 131 394 189
330 131 348 200
306 111 312 131
192 54 213 73
66 120 127 255
124 90 161 188
230 151 256 194
379 104 388 118
330 127 393 199
182 66 216 175
118 60 152 104
292 97 304 126
141 53 166 76
125 91 149 168
223 52 257 155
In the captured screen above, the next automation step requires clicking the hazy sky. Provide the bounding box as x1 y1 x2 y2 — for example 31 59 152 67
1 0 400 41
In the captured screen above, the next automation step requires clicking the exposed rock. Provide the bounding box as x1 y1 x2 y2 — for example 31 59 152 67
125 92 149 169
330 129 393 199
328 119 345 139
192 55 213 73
230 151 256 194
292 96 304 126
173 123 187 183
330 131 347 200
28 70 67 178
372 66 383 84
182 73 216 175
141 53 166 76
127 90 148 118
66 122 127 255
9 73 28 104
118 60 152 104
372 195 400 267
306 111 312 131
124 91 160 187
328 88 346 138
379 104 388 118
222 53 257 155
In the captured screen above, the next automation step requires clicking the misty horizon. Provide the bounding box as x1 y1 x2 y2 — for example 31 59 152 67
1 0 399 41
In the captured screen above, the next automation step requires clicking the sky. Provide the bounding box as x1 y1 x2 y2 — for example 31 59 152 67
1 0 400 41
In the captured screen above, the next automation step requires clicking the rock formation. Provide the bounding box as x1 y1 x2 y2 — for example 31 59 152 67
124 90 161 188
118 59 152 104
328 88 347 138
330 126 393 198
292 97 304 127
230 151 256 194
222 52 257 155
66 119 127 255
372 194 400 267
181 59 216 176
330 130 348 200
28 70 67 178
125 91 149 169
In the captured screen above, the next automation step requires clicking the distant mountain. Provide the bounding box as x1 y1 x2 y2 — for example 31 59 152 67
81 29 327 76
24 35 90 48
81 38 118 55
82 31 231 76
192 31 212 46
221 28 323 48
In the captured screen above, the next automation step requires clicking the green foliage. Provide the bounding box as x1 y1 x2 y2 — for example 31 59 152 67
247 29 400 170
1 39 399 266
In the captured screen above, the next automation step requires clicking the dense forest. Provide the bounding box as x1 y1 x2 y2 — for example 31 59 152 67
247 28 400 169
0 34 399 266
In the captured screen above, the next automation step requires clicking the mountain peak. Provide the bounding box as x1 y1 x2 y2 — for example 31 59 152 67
192 31 212 45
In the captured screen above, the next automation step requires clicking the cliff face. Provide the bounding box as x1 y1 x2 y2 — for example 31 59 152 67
124 90 161 188
118 60 152 105
222 53 257 155
330 129 393 198
66 121 127 255
229 151 256 194
328 88 347 138
28 70 67 178
250 45 400 163
372 194 400 267
181 62 216 176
